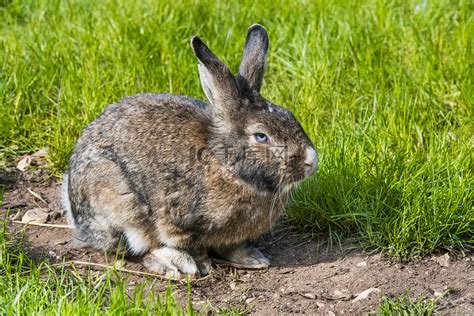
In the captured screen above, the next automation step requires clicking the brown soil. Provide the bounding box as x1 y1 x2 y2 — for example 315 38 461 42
1 168 473 315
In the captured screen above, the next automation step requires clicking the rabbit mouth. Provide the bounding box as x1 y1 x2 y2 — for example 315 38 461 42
304 163 316 177
303 147 318 177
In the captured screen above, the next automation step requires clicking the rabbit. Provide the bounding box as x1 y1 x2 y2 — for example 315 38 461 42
62 24 317 278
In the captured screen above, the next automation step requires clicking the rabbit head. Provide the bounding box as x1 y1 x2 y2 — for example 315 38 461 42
191 24 317 193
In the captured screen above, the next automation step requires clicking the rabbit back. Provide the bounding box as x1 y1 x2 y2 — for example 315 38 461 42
65 93 214 254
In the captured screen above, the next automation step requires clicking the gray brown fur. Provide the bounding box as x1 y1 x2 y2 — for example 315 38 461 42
64 24 317 277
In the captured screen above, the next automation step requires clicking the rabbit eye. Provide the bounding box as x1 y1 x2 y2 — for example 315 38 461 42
254 133 269 144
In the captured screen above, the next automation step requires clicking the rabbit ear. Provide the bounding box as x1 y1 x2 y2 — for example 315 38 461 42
191 36 240 112
236 24 269 95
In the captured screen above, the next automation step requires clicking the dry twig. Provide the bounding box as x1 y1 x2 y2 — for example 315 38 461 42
27 187 48 205
66 260 212 284
12 220 71 229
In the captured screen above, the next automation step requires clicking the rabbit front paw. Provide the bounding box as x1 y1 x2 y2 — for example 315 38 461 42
143 247 199 278
196 257 212 276
189 248 213 276
213 244 270 269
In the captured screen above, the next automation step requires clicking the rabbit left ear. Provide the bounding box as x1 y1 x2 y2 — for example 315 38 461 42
236 24 269 95
191 36 240 112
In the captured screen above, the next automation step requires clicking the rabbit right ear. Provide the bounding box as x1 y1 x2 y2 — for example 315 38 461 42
236 24 269 95
191 36 240 116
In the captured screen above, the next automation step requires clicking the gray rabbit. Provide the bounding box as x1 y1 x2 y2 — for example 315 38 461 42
62 24 317 277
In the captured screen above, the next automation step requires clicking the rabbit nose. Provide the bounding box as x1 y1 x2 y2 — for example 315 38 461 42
304 147 318 177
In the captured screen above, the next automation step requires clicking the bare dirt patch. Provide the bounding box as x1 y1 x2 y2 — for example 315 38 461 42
1 169 473 314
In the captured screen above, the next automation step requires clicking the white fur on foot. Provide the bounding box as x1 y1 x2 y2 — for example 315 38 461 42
144 247 199 278
61 173 75 227
124 228 150 255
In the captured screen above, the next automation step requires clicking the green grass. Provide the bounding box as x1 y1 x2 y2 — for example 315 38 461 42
378 293 437 315
0 219 195 315
0 0 472 258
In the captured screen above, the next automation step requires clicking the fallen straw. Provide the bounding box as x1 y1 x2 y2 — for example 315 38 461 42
12 220 72 229
64 260 212 284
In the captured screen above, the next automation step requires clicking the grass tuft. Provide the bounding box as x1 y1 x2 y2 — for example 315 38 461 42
378 293 437 315
0 218 193 315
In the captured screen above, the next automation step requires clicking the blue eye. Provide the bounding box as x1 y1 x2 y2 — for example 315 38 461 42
254 133 269 143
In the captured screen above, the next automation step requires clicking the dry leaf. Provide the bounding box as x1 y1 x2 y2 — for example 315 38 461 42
300 292 316 299
31 148 48 158
352 288 381 303
21 208 50 224
431 253 450 267
16 156 32 171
